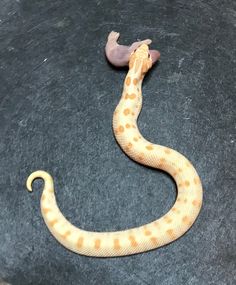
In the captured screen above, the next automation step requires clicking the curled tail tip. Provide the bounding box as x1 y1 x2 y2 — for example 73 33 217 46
26 170 54 192
26 179 33 192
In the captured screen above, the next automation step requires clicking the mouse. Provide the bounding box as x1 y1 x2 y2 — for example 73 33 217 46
105 31 160 67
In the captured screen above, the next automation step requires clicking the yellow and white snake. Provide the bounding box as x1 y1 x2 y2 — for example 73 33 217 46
26 32 203 257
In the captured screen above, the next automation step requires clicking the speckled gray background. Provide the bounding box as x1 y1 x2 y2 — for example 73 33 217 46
0 0 235 284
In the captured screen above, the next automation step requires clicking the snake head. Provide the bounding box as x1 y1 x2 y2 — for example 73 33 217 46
128 43 161 76
105 31 160 67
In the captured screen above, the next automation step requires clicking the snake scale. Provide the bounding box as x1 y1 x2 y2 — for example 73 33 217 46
26 32 203 257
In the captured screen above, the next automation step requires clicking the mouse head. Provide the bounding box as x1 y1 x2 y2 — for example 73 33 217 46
129 44 153 75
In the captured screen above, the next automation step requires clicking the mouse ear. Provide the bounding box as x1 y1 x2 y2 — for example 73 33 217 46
149 50 160 64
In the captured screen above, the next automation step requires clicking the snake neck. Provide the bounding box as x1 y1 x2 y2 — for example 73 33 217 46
113 70 142 136
112 52 151 143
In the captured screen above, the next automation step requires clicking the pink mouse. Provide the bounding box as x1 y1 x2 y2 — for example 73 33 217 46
105 31 160 67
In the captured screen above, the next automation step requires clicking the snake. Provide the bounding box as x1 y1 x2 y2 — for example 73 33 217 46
26 31 203 257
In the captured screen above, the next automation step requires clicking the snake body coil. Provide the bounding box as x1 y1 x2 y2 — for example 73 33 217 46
26 39 203 257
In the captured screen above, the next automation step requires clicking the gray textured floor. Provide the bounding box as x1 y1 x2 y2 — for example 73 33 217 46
0 0 235 284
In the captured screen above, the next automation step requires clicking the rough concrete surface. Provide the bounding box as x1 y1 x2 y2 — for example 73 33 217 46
0 0 235 284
